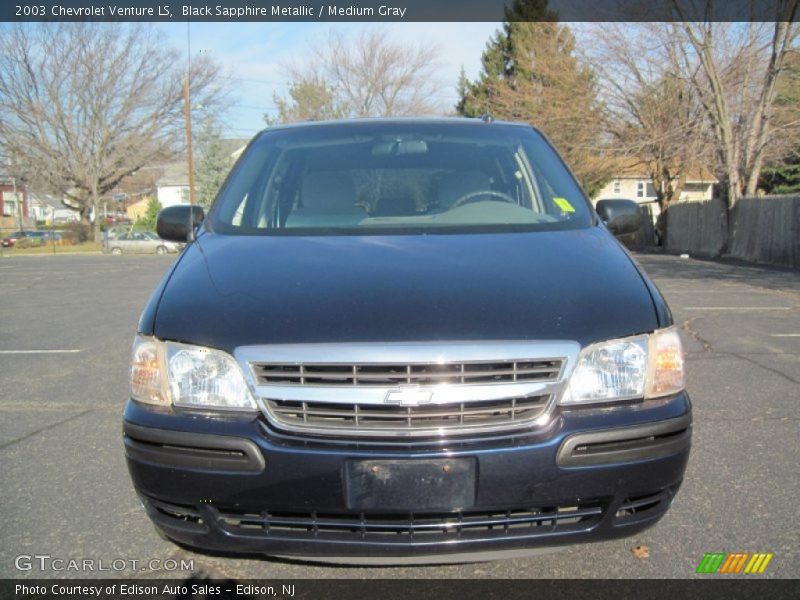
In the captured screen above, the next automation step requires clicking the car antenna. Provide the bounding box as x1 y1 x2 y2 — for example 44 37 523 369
480 113 495 123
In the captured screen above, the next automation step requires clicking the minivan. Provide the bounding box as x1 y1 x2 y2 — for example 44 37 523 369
124 118 691 563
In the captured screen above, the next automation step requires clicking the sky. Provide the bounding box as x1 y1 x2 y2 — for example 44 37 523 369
160 22 502 140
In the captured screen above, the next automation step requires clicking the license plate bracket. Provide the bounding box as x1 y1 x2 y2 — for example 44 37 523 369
344 458 476 511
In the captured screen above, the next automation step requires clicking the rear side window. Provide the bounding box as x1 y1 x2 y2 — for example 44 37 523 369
209 121 592 235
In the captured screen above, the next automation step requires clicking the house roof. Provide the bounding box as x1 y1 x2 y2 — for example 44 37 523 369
156 162 189 187
155 139 249 188
28 192 75 211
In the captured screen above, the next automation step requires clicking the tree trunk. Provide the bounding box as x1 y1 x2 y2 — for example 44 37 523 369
90 183 101 242
745 149 766 197
77 203 92 243
726 163 742 209
720 171 740 256
671 168 688 205
652 163 669 214
743 18 796 197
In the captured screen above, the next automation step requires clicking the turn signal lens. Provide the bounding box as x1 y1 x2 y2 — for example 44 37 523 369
130 336 168 406
645 327 685 399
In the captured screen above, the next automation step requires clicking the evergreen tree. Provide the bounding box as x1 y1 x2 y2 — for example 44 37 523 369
272 77 345 123
136 197 162 231
195 119 231 208
760 146 800 194
759 51 800 195
457 0 609 196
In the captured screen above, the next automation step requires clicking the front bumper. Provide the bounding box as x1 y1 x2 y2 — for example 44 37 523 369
123 393 691 559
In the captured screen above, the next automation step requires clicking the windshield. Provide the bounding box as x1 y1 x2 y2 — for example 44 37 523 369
209 121 592 235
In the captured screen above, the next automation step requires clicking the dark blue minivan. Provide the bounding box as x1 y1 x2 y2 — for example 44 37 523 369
124 118 691 562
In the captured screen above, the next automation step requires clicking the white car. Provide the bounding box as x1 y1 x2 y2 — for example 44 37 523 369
107 231 182 255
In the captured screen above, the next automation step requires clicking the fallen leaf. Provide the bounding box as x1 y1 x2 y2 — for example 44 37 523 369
631 545 650 559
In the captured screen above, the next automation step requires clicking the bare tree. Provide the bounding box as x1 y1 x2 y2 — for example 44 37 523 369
0 23 227 239
589 23 710 212
272 29 444 122
671 0 799 207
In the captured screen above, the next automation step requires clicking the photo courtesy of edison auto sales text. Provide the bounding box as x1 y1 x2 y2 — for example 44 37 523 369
15 584 296 597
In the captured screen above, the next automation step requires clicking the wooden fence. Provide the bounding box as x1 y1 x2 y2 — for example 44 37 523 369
665 195 800 269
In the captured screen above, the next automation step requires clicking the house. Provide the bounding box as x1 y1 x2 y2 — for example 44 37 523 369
154 139 249 208
155 162 191 208
0 178 34 231
593 159 717 207
592 159 718 228
126 197 152 221
28 193 80 224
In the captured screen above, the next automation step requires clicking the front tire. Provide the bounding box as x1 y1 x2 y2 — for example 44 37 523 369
110 247 123 255
155 245 167 255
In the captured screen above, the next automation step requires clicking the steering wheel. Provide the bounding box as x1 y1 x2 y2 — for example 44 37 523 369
451 189 517 208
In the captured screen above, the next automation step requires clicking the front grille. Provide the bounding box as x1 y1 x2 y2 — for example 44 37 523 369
266 395 550 433
216 502 604 541
239 342 576 441
252 359 564 386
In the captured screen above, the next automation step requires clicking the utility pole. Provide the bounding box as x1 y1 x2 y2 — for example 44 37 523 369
183 23 197 206
50 206 56 255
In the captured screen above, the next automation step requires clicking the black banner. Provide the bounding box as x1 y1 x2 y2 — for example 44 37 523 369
2 579 799 600
3 0 799 23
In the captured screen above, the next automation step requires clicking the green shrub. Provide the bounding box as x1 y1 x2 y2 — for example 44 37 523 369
15 237 44 248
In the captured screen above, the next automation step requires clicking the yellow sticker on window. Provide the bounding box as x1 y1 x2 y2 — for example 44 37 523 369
554 197 575 212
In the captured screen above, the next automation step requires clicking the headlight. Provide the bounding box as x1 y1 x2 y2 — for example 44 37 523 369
561 327 685 406
130 336 256 411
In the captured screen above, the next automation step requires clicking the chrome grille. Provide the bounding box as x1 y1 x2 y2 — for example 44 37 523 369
266 395 550 433
252 359 563 386
235 342 579 440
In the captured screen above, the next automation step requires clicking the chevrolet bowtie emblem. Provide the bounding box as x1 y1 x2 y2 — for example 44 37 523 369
384 386 434 407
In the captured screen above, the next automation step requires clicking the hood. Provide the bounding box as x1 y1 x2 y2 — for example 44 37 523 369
152 227 659 352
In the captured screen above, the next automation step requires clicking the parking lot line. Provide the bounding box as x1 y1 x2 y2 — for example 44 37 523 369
771 334 800 337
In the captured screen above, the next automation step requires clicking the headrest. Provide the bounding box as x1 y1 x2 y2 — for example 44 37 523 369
300 171 358 213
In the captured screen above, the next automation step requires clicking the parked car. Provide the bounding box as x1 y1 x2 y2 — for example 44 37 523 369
1 230 29 247
28 231 62 243
141 231 184 249
107 230 181 255
1 230 60 247
124 118 690 563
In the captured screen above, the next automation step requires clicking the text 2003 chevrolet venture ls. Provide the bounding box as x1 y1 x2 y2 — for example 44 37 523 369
124 118 691 562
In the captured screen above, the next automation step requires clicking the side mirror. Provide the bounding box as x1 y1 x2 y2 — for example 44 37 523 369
156 205 205 243
596 199 642 237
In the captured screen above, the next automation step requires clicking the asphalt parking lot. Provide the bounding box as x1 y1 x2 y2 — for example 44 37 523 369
0 252 798 579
